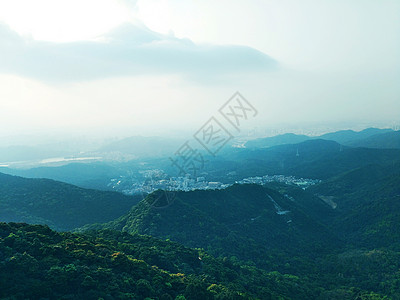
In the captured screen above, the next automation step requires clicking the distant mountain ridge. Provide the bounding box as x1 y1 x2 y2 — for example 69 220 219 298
245 127 395 149
319 127 393 144
2 136 400 194
220 139 400 180
245 133 311 148
347 130 400 149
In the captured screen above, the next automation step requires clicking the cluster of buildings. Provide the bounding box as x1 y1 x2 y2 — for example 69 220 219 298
109 174 230 195
108 170 320 196
235 175 321 189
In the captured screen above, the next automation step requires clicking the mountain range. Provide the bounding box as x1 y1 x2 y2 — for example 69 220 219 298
1 127 400 298
245 127 398 149
210 139 400 181
1 128 399 192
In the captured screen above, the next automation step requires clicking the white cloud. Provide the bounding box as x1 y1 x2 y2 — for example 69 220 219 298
0 0 398 138
151 0 400 72
0 22 277 82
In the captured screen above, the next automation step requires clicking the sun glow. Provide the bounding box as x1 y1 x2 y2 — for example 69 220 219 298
0 0 131 42
136 0 173 35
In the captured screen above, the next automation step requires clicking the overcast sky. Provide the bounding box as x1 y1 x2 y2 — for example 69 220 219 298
0 0 399 138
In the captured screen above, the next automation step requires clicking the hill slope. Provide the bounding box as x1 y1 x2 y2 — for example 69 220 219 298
0 162 121 190
0 222 327 299
318 128 393 145
218 139 400 180
243 128 393 150
83 184 339 269
0 173 140 231
347 130 400 149
245 133 311 148
309 162 400 248
76 183 400 299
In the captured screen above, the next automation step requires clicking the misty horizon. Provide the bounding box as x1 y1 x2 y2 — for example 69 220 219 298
0 0 399 138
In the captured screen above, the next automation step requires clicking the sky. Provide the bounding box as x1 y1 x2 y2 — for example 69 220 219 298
0 0 399 139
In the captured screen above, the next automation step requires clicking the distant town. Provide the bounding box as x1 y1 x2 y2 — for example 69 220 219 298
108 169 321 196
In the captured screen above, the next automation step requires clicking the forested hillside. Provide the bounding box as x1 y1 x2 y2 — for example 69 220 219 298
0 222 333 299
0 173 140 231
81 184 339 268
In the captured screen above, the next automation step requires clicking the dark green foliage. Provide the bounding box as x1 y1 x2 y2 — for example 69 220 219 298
2 134 400 299
0 222 320 299
84 184 339 270
0 172 140 231
80 179 400 299
309 162 400 249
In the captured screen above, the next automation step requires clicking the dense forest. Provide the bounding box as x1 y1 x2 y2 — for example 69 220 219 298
1 131 400 299
2 222 398 299
0 172 140 231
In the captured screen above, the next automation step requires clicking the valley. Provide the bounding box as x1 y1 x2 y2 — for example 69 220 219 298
1 128 400 299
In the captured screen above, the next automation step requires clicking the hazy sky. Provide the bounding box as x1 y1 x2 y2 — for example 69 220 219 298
0 0 399 138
